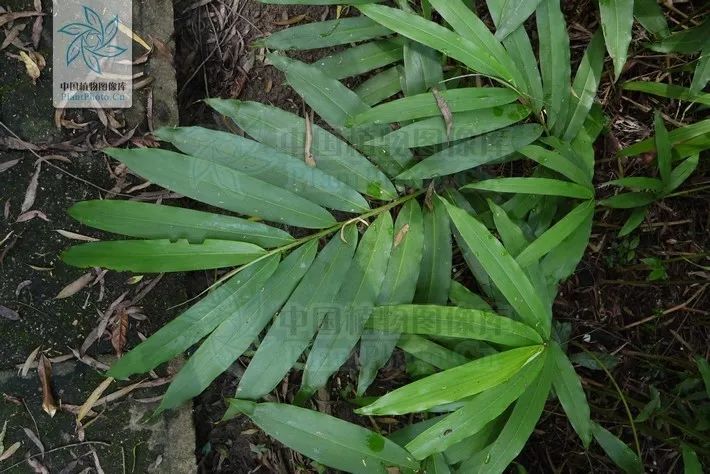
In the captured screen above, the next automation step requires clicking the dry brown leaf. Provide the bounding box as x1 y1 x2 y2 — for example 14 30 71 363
77 377 114 422
21 162 41 213
0 159 20 173
31 15 43 49
15 280 31 296
393 223 410 248
432 87 453 142
1 23 25 50
55 230 99 242
22 427 44 457
37 354 57 417
26 457 50 474
0 11 44 28
16 210 49 223
18 51 41 84
3 200 9 220
20 346 40 377
0 136 39 151
55 272 95 299
0 441 21 461
0 305 19 321
304 106 316 167
273 14 307 26
38 154 71 164
111 310 129 356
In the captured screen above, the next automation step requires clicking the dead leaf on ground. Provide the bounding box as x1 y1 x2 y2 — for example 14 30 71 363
0 10 44 28
0 23 25 50
273 14 307 26
0 441 21 461
26 457 50 474
393 224 410 248
16 210 49 223
18 51 41 84
22 427 44 457
31 15 43 49
303 105 316 167
15 280 31 296
0 136 40 151
77 377 114 423
21 162 41 213
55 271 95 299
111 310 129 356
37 354 57 417
55 229 98 242
432 87 453 142
0 159 20 173
0 305 20 321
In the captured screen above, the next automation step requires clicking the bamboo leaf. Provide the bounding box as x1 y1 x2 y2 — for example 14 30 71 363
618 207 648 237
358 200 424 395
599 0 635 80
406 352 545 459
654 111 672 188
316 39 403 80
414 197 451 305
690 46 710 95
354 66 402 106
550 342 592 447
349 88 520 127
367 104 531 148
619 119 710 158
516 200 595 268
155 126 369 213
356 345 544 415
494 0 543 41
423 453 451 473
236 229 358 400
682 445 703 474
487 198 528 257
260 16 391 50
448 280 491 311
537 0 571 129
397 334 470 370
633 0 669 37
206 99 397 200
402 40 443 96
367 305 543 346
158 242 317 412
62 239 266 273
105 148 335 229
225 400 419 472
591 423 644 474
604 177 664 192
398 124 542 179
668 154 699 193
519 145 591 187
442 197 551 336
648 19 709 54
464 177 595 200
108 256 279 379
623 81 710 106
599 192 656 209
301 213 393 397
68 200 293 248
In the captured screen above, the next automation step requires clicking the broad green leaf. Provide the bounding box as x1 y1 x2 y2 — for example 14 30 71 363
358 3 514 83
599 192 656 209
618 207 648 237
443 418 503 465
368 305 542 346
591 422 644 474
654 111 672 188
694 355 710 396
648 19 709 54
68 200 293 248
464 177 594 200
623 81 710 106
414 197 451 305
487 0 544 113
599 0 634 80
206 99 397 200
268 54 414 177
316 39 403 80
62 239 265 273
397 334 469 370
259 16 391 50
108 256 279 379
261 0 384 3
155 126 369 213
236 229 358 400
402 40 443 96
300 213 393 397
442 197 551 336
633 0 669 37
537 0 571 130
158 242 317 412
605 177 665 192
448 280 491 311
550 342 592 447
540 207 593 284
516 200 595 268
225 400 419 472
354 66 402 106
691 46 710 95
519 145 590 187
349 87 519 127
367 104 531 148
397 124 543 179
423 453 451 474
494 0 543 41
682 445 703 474
105 148 335 229
619 119 710 158
668 154 700 192
487 199 528 256
358 200 424 395
562 30 605 140
356 345 544 415
461 349 553 474
406 352 545 459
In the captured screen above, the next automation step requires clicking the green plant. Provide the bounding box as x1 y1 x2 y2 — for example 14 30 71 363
60 0 707 472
